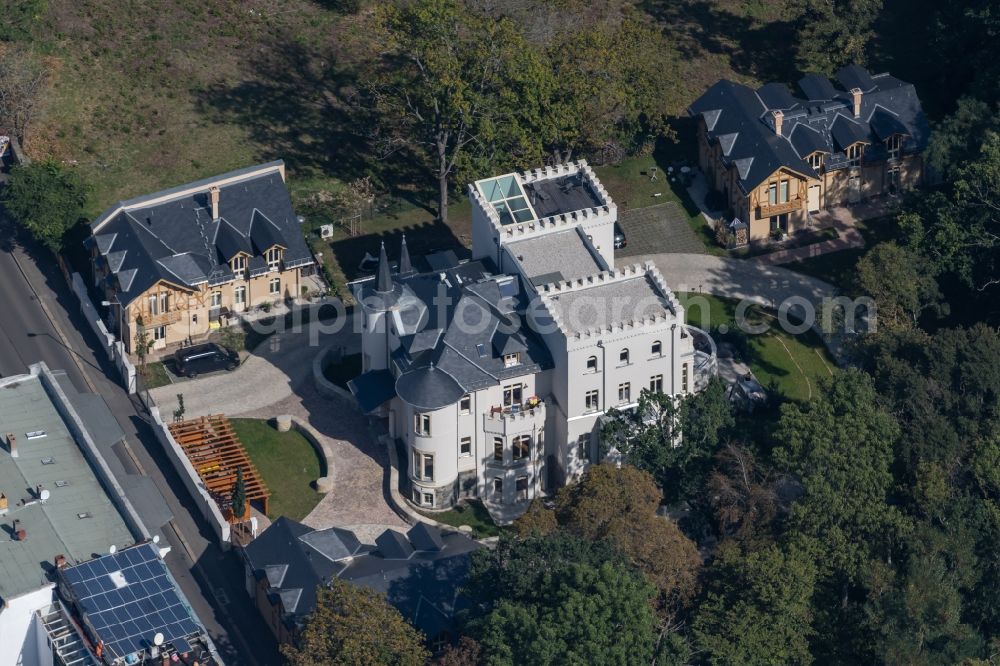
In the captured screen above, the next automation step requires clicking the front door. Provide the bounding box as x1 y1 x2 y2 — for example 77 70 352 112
848 176 861 203
808 185 820 212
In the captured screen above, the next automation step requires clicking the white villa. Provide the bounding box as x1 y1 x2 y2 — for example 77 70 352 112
349 161 715 522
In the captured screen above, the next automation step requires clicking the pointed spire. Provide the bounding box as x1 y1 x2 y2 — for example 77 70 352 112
399 234 412 274
376 241 393 293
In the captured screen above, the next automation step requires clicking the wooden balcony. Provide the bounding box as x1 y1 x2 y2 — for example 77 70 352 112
757 197 804 218
142 310 182 327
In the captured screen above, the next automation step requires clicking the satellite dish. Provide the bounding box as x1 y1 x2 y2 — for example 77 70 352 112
39 489 50 501
152 535 160 544
153 632 164 646
109 544 117 554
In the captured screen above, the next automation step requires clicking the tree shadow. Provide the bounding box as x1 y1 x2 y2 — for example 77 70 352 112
643 0 800 84
193 26 436 208
330 218 471 283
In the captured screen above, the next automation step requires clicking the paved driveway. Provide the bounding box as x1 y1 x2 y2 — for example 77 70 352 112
148 314 407 533
628 252 837 305
616 202 707 258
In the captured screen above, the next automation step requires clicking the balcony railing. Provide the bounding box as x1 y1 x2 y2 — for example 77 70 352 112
142 310 182 327
484 399 545 436
757 197 804 218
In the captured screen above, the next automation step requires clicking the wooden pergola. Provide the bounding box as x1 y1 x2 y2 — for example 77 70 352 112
168 414 270 518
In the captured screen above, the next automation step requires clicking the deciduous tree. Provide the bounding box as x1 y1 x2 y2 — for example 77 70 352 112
282 581 428 666
0 46 46 145
1 159 87 253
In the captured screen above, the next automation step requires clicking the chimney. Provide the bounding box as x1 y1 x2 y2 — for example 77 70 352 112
6 432 17 458
851 88 862 118
54 554 67 568
771 110 783 136
209 186 220 220
13 519 25 541
0 493 7 514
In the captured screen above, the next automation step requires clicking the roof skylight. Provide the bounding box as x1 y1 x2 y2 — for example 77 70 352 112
476 174 537 225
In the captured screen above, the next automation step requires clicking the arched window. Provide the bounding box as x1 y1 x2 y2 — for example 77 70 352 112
586 356 598 372
619 348 630 365
651 340 662 356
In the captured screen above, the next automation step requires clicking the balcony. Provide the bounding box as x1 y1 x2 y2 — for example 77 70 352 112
483 399 545 436
757 197 804 218
143 310 182 327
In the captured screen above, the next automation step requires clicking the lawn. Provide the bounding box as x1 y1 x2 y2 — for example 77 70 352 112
230 418 325 522
140 361 171 390
678 292 837 401
417 500 502 539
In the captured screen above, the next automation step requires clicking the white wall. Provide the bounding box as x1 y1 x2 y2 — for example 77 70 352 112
0 586 55 666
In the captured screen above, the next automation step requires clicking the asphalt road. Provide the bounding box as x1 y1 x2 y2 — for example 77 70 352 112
0 217 281 664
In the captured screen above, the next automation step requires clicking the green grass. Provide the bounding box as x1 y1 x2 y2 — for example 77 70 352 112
323 353 362 389
231 418 325 521
417 500 502 539
679 292 837 401
140 362 171 389
785 216 900 294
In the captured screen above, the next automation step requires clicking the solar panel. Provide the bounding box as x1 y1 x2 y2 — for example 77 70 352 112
59 543 202 659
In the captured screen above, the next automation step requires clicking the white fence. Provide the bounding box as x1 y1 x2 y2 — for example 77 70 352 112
149 406 233 547
69 272 137 393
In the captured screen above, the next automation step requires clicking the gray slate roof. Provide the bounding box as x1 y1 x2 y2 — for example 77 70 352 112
351 245 553 412
88 161 313 305
243 518 480 639
688 65 929 194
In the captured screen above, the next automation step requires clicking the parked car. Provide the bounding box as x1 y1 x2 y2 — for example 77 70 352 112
173 343 240 378
613 222 627 249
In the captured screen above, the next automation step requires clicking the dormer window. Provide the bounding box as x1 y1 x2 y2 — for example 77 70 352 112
503 352 520 368
232 254 247 275
265 247 283 271
886 135 902 161
847 143 865 167
808 153 824 170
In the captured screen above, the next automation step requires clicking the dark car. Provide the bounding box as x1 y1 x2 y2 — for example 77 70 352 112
173 343 240 379
613 222 627 249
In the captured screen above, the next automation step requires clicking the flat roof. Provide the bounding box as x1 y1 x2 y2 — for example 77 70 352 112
522 173 603 219
544 274 675 334
507 228 605 286
474 164 607 225
0 372 135 602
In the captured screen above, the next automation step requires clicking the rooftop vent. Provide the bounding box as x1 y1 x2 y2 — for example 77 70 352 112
5 432 17 458
54 554 67 568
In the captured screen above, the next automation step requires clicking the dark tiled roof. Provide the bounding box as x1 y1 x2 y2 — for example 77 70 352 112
688 66 929 193
245 519 481 639
89 162 312 305
351 248 553 411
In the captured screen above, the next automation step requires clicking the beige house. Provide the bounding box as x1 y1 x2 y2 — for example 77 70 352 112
86 161 314 354
690 65 928 242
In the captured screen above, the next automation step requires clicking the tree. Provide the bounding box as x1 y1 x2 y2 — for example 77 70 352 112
133 315 151 372
0 1 47 43
599 379 733 504
434 636 482 666
856 242 941 332
510 497 557 538
791 0 884 74
231 466 247 521
464 533 658 666
692 541 817 665
707 443 780 543
774 370 906 585
554 464 702 612
0 46 46 145
1 159 87 253
367 0 550 223
172 393 185 423
282 581 429 666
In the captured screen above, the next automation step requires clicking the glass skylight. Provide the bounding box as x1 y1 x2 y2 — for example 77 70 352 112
476 174 537 225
